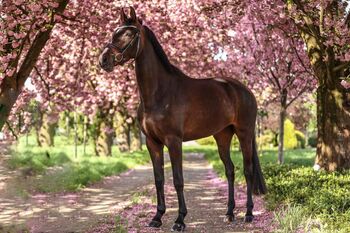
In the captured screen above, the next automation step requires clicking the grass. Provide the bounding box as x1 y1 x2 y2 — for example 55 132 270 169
184 145 315 182
185 145 350 232
8 134 150 192
273 204 310 233
114 216 128 233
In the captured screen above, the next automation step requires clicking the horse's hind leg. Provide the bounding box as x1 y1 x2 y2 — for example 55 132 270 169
236 128 255 222
214 126 235 222
146 137 166 228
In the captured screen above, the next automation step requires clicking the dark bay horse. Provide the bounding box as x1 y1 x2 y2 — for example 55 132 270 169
99 7 267 232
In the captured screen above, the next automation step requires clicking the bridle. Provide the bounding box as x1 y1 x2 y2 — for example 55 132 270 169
106 25 141 64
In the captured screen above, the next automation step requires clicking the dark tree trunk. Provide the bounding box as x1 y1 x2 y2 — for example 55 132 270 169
278 90 287 164
285 2 350 170
94 111 114 156
83 115 88 156
314 83 350 171
74 112 78 158
301 34 350 171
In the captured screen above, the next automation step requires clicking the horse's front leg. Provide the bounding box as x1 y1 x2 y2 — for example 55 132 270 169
146 137 166 228
166 136 187 232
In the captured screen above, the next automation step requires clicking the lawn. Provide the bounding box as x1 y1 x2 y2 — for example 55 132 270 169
184 145 350 233
8 134 150 192
184 145 315 182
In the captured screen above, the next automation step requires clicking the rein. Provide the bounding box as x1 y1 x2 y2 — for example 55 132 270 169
106 25 141 63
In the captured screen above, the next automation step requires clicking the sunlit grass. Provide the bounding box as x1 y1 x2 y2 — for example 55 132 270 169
184 145 315 182
185 145 350 232
8 134 150 192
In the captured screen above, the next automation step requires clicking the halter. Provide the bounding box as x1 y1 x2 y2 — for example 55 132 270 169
106 25 141 63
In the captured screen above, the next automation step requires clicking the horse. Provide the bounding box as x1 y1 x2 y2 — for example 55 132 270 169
99 7 267 232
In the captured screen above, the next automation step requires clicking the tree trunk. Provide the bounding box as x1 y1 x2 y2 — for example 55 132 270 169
287 1 350 171
74 112 78 158
299 32 350 171
278 108 287 164
26 132 29 146
83 115 88 156
278 90 287 164
65 114 71 138
94 112 114 156
37 111 58 147
314 84 350 171
115 112 130 152
130 122 142 151
0 0 69 131
286 11 350 170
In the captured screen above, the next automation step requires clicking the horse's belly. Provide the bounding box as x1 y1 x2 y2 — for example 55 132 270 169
182 114 232 141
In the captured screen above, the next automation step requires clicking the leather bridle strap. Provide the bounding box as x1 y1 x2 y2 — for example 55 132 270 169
106 25 141 63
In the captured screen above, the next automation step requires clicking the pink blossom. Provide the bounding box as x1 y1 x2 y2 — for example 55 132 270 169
340 80 350 89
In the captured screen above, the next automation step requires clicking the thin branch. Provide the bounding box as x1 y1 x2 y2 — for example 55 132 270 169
16 0 69 89
319 5 324 34
5 121 18 140
56 12 82 23
333 61 350 73
269 68 282 91
15 5 29 15
87 80 97 92
288 35 317 78
345 11 350 27
290 0 323 41
251 23 260 46
34 66 51 99
286 83 309 108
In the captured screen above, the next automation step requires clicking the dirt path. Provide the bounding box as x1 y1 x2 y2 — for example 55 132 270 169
90 153 275 233
0 150 274 233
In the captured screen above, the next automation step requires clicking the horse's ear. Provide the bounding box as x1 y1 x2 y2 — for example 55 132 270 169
129 6 137 22
138 17 143 25
120 7 127 23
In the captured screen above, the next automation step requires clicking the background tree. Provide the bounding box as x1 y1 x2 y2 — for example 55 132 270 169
232 5 316 163
284 0 350 170
0 0 69 130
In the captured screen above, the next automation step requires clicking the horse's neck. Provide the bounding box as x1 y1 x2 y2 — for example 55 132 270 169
135 39 171 110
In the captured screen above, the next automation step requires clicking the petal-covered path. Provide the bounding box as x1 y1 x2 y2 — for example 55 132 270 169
0 149 274 233
89 153 275 233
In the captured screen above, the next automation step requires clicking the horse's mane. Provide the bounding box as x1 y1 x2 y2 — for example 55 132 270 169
143 26 185 76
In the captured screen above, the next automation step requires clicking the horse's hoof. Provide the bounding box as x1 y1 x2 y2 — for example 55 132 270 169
171 223 186 232
245 215 254 223
224 214 234 223
148 220 162 228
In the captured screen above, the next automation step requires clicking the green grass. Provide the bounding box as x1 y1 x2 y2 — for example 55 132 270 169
8 134 150 192
114 216 128 233
184 145 315 182
273 204 309 233
185 145 350 232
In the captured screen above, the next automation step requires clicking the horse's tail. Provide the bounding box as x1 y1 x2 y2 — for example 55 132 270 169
252 136 267 195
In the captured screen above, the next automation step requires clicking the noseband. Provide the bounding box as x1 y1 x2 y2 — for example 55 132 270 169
106 25 141 64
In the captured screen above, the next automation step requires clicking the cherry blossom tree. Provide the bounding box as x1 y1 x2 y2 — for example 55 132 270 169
3 0 348 170
2 0 247 150
283 0 350 170
0 0 69 131
231 2 316 164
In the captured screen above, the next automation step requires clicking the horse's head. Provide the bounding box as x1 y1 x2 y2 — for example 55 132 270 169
99 7 143 72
